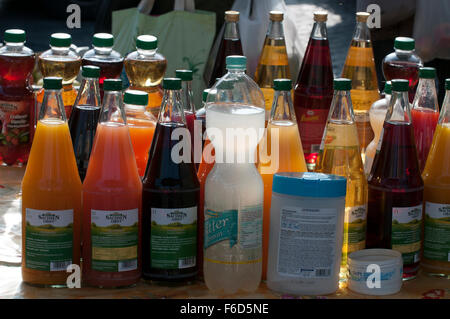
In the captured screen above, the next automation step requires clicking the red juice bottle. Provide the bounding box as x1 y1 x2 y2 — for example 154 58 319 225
0 29 35 166
382 37 423 103
294 12 334 171
208 11 243 86
142 78 200 282
411 67 439 171
366 79 424 280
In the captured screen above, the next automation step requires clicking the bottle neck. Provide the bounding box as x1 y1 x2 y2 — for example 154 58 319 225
394 48 413 57
94 46 113 56
226 68 246 74
181 81 195 113
40 89 66 122
440 89 450 124
5 42 25 52
50 46 71 56
137 47 156 57
386 91 411 124
159 89 186 125
75 77 101 107
224 21 240 40
270 90 296 123
329 90 355 123
353 21 371 42
413 78 439 111
311 21 328 40
268 20 285 40
99 91 126 124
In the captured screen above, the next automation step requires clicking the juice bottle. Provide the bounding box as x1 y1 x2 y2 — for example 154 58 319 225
204 56 265 294
82 79 142 288
366 79 424 280
422 79 450 277
411 67 440 172
316 78 368 276
382 37 423 103
21 77 82 286
37 33 81 119
142 78 200 282
0 29 35 166
294 12 334 171
124 89 156 177
341 12 380 165
195 88 209 150
208 11 243 86
176 69 197 155
68 65 101 181
257 79 307 279
124 35 167 118
364 81 391 175
82 33 124 97
254 11 290 123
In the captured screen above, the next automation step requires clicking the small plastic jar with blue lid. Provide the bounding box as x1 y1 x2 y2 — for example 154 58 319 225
267 172 347 296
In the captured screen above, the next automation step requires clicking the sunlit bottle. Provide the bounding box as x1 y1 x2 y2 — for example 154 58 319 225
341 12 380 164
254 11 290 123
195 88 209 149
176 69 197 150
316 78 367 277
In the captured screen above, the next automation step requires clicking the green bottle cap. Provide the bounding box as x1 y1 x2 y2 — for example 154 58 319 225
384 81 392 94
82 65 100 78
103 78 122 91
391 79 409 92
4 29 26 43
43 77 63 90
93 33 114 48
333 78 352 91
124 90 148 106
50 33 72 47
273 79 292 91
202 89 210 102
163 78 181 90
175 69 193 81
226 55 246 69
446 78 450 90
394 37 415 51
136 35 157 50
419 67 436 79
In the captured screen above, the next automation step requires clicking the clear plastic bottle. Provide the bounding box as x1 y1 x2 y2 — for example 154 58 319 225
204 56 265 294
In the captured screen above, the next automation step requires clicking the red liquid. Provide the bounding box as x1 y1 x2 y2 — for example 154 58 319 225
209 38 243 86
367 121 424 279
0 54 35 166
383 60 420 103
81 59 123 97
411 108 439 171
294 38 334 170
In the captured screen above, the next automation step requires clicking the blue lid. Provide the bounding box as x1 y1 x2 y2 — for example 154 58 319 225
272 172 347 198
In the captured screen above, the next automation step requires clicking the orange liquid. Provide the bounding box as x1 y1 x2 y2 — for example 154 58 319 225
257 121 307 279
36 85 78 119
128 119 156 177
128 85 164 119
82 123 142 287
21 119 82 286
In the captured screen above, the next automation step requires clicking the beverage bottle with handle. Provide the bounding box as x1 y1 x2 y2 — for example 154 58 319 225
204 55 265 294
411 67 440 172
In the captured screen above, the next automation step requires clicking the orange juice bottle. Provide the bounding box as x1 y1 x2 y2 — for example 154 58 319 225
257 79 307 279
82 79 142 287
21 77 82 286
124 90 156 177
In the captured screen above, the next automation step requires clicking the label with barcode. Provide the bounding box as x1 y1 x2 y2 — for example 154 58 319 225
118 259 138 272
179 256 196 269
315 268 331 277
50 260 72 272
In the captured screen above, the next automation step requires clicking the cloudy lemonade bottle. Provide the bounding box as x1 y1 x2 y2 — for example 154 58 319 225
21 77 82 286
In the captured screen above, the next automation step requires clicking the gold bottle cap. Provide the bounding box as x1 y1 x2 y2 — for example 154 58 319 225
313 11 328 22
269 11 284 22
356 12 370 22
225 11 240 22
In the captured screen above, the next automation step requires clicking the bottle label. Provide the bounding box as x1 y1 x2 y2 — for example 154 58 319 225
91 209 139 272
297 107 329 155
151 207 197 270
277 206 338 278
204 209 238 249
424 202 450 262
342 205 367 264
25 208 73 272
0 100 32 148
391 205 423 265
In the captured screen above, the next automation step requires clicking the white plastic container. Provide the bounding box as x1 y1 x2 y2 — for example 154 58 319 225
347 249 403 296
267 172 347 295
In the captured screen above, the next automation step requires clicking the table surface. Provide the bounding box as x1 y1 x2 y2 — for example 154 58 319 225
1 167 449 299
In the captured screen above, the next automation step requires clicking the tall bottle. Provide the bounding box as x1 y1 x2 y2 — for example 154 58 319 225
0 29 35 166
382 37 423 103
257 79 307 279
37 33 81 119
204 56 265 294
124 35 167 118
254 11 291 123
411 67 440 172
22 77 82 286
82 79 142 288
142 78 200 282
294 12 334 171
195 88 209 149
422 79 450 277
316 78 368 275
366 79 424 280
176 69 197 152
124 89 156 177
82 33 124 97
341 12 380 165
68 65 101 181
364 81 391 175
208 11 243 86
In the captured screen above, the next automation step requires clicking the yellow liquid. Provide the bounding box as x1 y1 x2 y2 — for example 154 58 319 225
38 57 81 86
257 121 307 279
315 122 368 271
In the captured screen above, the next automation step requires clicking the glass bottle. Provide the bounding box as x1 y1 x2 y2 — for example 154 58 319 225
176 69 197 151
195 88 209 150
